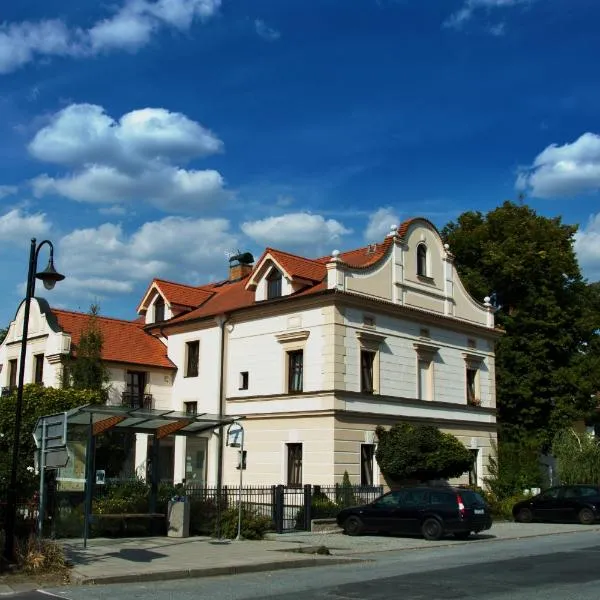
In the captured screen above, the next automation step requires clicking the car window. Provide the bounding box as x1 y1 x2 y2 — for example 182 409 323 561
579 487 600 497
539 488 560 500
460 490 486 506
430 491 455 505
403 490 429 505
374 492 404 508
564 487 580 499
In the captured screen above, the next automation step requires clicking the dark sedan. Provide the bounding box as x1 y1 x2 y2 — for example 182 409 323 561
336 486 492 541
512 485 600 525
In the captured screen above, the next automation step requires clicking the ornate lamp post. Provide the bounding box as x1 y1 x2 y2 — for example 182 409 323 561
3 239 65 563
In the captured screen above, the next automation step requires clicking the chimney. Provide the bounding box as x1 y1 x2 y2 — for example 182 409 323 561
229 251 255 281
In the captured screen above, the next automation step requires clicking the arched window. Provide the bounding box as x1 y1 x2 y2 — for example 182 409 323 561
417 244 427 277
267 269 282 299
154 296 165 322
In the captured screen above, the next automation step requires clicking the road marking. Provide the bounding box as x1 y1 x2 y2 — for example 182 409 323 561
36 591 72 599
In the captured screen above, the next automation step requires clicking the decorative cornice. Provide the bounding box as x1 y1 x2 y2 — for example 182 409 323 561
462 351 486 363
276 330 311 344
355 330 387 345
413 341 441 357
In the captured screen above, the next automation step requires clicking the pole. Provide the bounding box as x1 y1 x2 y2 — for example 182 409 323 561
37 419 47 537
215 315 227 539
3 239 36 563
83 412 95 549
236 426 244 541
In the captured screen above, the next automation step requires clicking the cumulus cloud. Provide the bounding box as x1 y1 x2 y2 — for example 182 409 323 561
516 133 600 198
365 207 400 241
0 209 50 243
254 19 281 41
30 103 230 211
0 0 221 74
56 216 239 299
575 214 600 281
0 185 18 199
444 0 533 30
241 212 352 250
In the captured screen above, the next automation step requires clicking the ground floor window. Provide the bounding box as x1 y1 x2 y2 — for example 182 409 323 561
185 437 208 485
361 444 376 486
287 443 303 487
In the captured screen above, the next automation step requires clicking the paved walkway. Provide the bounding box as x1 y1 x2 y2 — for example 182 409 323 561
2 521 600 594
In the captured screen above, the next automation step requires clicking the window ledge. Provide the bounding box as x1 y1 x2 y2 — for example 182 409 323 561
356 331 386 344
462 351 485 363
417 275 435 285
413 341 440 357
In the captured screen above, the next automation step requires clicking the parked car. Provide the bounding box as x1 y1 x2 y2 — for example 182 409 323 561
336 486 492 541
512 485 600 525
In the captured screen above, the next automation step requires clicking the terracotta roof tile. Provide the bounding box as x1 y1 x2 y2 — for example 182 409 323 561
315 236 393 269
53 309 174 369
264 248 326 282
154 279 214 309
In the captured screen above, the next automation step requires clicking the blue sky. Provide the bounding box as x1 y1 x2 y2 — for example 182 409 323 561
1 0 599 325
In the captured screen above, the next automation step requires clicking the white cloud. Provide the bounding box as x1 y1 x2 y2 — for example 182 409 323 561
575 214 600 281
55 216 239 299
0 0 221 74
365 207 400 241
242 212 352 248
30 103 230 211
0 209 50 243
0 185 18 199
444 0 532 30
517 133 600 198
254 19 281 41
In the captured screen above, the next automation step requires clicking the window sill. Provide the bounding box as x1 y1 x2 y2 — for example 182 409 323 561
417 275 435 285
184 374 199 379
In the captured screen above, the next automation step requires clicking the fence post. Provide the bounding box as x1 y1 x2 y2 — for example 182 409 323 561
303 484 312 531
274 485 284 533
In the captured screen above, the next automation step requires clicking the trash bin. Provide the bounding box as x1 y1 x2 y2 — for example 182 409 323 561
167 496 190 538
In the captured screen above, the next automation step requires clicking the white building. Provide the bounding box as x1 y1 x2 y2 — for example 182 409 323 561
0 218 499 488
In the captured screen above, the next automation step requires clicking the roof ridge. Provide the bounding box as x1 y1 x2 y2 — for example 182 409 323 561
154 277 212 290
267 247 323 264
51 307 140 326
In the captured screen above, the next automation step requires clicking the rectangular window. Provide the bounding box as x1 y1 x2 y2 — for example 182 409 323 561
154 297 165 323
360 350 375 394
287 443 302 487
466 367 478 405
267 270 282 299
237 450 247 470
469 449 479 486
185 341 200 377
418 359 432 400
125 371 147 408
287 350 303 393
8 359 17 389
239 371 249 390
361 444 375 486
34 354 44 384
184 401 198 415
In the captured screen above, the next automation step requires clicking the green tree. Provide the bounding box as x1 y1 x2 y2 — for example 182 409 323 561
552 428 600 485
0 326 7 345
0 385 104 496
442 202 600 446
375 423 474 486
65 304 109 396
65 304 129 477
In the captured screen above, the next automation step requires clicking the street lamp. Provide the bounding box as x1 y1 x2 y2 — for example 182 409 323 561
3 239 65 564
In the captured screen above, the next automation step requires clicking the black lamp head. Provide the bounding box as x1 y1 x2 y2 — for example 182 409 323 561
35 257 65 290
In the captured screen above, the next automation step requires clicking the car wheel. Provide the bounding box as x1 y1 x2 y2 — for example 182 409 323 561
578 508 595 525
516 507 533 523
453 531 471 540
344 516 364 536
421 518 443 541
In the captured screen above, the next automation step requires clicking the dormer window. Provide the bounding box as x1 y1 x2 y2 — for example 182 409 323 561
267 269 282 299
417 243 427 277
154 296 165 323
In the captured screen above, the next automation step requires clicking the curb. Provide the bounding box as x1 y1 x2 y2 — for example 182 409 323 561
69 556 362 586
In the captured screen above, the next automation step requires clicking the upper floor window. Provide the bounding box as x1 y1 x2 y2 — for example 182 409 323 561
154 296 165 323
34 354 44 385
185 341 200 378
267 269 282 299
8 359 17 389
287 350 303 393
184 401 198 415
417 243 427 277
360 350 376 394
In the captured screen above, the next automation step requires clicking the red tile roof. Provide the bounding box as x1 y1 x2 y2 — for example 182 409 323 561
262 248 326 282
53 309 175 369
317 237 394 269
154 279 215 309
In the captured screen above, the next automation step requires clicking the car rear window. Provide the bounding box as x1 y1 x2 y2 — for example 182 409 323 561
459 490 486 506
429 491 455 505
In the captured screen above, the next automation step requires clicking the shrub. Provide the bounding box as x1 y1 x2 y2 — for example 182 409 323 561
335 471 357 507
216 506 272 540
54 506 85 538
553 428 600 485
189 498 219 535
295 495 340 529
487 492 533 521
15 536 67 574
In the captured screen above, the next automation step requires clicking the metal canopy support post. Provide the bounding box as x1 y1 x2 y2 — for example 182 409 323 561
83 413 96 549
236 426 245 541
149 434 160 534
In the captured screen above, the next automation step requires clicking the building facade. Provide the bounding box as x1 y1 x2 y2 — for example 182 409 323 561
0 218 499 488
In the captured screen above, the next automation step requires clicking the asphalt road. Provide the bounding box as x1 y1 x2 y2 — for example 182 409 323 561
17 530 600 600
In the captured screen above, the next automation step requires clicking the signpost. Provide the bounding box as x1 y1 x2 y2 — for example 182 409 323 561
32 412 69 536
226 421 245 541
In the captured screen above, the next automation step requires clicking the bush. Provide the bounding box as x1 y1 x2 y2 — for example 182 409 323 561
216 506 272 540
553 428 600 485
189 498 219 535
335 471 357 507
487 492 533 521
15 536 67 574
54 506 85 538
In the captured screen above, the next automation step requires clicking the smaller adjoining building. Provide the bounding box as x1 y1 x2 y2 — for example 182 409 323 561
0 218 501 490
